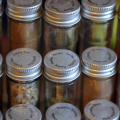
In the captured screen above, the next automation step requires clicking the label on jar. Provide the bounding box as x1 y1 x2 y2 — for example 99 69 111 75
45 49 79 70
46 0 79 13
82 46 117 66
83 0 115 7
6 104 42 120
6 48 41 69
46 103 81 120
8 0 41 7
84 99 119 120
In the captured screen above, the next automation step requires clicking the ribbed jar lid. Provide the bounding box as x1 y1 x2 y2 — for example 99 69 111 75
0 0 3 16
0 111 3 120
44 0 81 27
82 46 117 78
46 103 81 120
6 48 42 82
44 49 80 83
6 104 42 120
81 0 116 21
84 99 120 120
6 0 42 21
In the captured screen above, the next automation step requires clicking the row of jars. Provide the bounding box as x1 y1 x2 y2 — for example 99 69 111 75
0 47 119 114
0 0 120 59
1 99 120 120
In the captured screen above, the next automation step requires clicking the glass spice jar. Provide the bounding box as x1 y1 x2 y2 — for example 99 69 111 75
116 62 120 109
43 0 81 56
79 0 116 58
43 49 80 108
6 0 43 52
116 5 120 63
81 46 117 112
0 0 3 54
84 99 120 120
6 104 42 120
46 103 81 120
6 48 42 107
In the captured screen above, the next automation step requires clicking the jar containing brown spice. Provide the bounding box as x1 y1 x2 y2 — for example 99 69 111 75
46 103 81 120
6 104 42 120
44 49 80 108
79 0 116 58
81 46 117 112
84 99 119 120
6 48 42 107
0 0 3 54
6 0 42 52
43 0 81 55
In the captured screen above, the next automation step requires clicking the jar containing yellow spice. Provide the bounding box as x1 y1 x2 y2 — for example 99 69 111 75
6 48 42 107
81 46 117 112
43 0 81 55
6 0 42 52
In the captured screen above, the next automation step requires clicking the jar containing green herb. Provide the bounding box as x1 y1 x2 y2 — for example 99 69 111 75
43 0 81 56
6 0 42 52
79 0 116 58
43 49 81 109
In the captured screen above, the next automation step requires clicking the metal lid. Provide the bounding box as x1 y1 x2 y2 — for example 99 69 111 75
44 0 81 27
0 111 3 120
0 0 3 16
46 103 81 120
44 49 80 83
6 48 42 82
81 0 116 21
6 0 42 21
82 46 117 78
84 99 120 120
0 54 3 77
6 104 42 120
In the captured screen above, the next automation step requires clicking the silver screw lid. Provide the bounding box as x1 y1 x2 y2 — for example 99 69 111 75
0 54 3 77
0 0 3 16
46 103 81 120
6 104 42 120
0 111 3 120
6 48 42 82
44 0 81 27
81 0 116 21
84 99 120 120
82 46 117 78
6 0 42 21
44 49 80 83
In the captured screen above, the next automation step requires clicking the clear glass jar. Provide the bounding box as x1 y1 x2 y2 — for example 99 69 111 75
116 5 120 62
79 0 116 58
6 48 42 107
43 0 81 56
6 0 42 52
116 62 120 109
0 0 3 54
81 47 117 112
43 49 80 109
6 104 42 120
84 99 120 120
46 103 81 120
